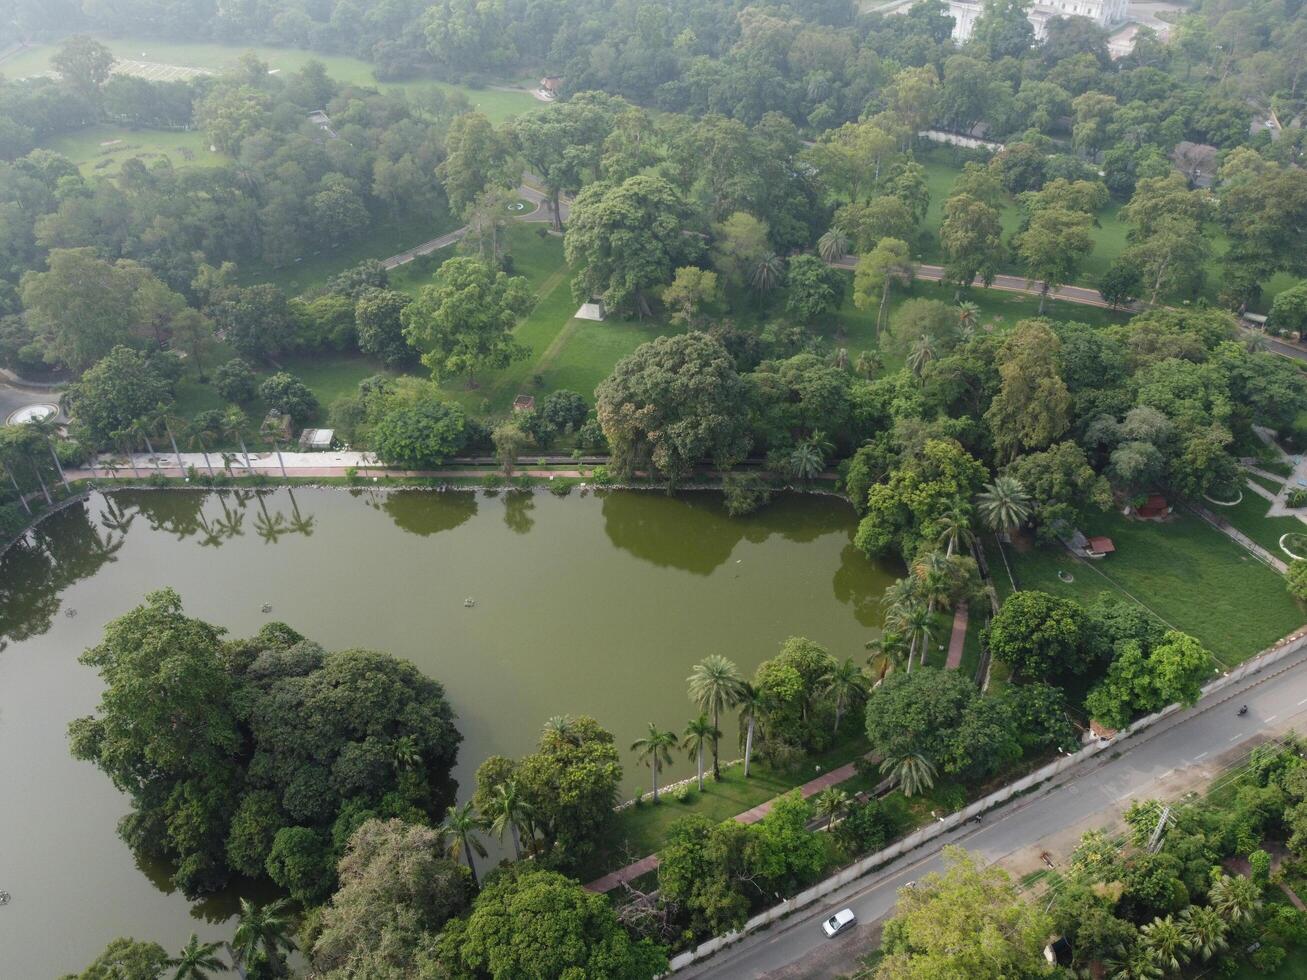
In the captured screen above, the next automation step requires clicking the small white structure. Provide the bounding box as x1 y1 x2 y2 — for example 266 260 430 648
575 300 606 321
6 403 58 426
298 428 335 451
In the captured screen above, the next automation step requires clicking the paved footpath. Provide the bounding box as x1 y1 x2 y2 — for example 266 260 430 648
944 602 968 670
584 756 868 894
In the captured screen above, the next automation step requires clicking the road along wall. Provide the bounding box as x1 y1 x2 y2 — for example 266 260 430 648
665 625 1307 973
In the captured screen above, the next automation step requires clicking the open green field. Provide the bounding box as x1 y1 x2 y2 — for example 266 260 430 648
4 37 543 123
1211 489 1307 558
1002 510 1304 665
578 736 871 881
238 208 462 294
42 123 222 175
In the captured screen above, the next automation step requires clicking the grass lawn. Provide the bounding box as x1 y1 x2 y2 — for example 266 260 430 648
1214 492 1307 558
1247 472 1285 496
578 736 872 882
1003 510 1304 665
238 208 462 294
6 37 543 124
42 124 222 175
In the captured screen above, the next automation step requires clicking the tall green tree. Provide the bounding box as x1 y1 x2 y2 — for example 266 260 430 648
1012 208 1094 314
564 174 697 318
231 898 296 978
596 332 751 486
167 934 227 980
401 257 531 388
853 238 915 335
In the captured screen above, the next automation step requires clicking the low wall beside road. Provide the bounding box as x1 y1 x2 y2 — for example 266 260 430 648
665 625 1307 973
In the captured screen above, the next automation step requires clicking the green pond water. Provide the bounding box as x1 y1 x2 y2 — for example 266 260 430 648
0 487 895 976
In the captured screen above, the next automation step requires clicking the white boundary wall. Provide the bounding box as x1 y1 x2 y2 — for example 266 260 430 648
665 627 1307 973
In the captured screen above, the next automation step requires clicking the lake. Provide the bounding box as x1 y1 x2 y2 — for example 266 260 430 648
0 487 894 976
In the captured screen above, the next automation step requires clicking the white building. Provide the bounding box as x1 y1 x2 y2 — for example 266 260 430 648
945 0 1130 43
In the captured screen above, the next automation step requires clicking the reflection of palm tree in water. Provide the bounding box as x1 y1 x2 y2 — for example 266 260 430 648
253 491 289 544
99 494 135 537
285 488 315 537
213 492 246 541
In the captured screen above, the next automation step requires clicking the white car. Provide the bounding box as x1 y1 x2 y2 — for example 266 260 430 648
822 908 856 937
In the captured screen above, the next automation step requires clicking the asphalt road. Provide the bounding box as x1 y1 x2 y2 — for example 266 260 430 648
683 646 1307 979
830 257 1121 311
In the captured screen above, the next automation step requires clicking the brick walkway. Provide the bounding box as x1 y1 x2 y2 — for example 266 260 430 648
945 602 968 670
584 756 868 893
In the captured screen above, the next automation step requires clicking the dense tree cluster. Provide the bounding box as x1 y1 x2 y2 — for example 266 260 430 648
68 590 462 900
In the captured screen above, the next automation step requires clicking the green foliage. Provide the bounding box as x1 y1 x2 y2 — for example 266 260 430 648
721 471 772 517
401 256 531 386
1085 630 1214 729
214 358 257 403
879 847 1052 977
565 174 699 318
434 866 668 979
473 716 622 871
596 332 751 487
69 591 462 899
265 826 334 905
63 936 170 980
258 372 320 425
753 637 841 756
311 818 473 978
784 254 843 322
64 345 174 447
372 399 469 469
986 590 1093 683
1288 559 1307 601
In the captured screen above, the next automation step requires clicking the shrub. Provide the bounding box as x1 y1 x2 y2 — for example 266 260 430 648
674 783 693 803
1288 488 1307 508
722 471 772 516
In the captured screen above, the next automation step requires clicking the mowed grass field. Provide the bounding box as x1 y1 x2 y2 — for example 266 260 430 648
4 37 543 124
1001 510 1305 665
42 124 221 175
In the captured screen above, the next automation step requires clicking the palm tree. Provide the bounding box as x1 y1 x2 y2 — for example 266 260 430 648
957 300 981 335
936 504 975 559
681 714 720 791
822 658 866 733
976 476 1033 536
441 802 488 885
1208 873 1262 924
27 413 68 490
631 723 678 802
880 752 936 797
785 439 824 486
1180 904 1227 962
168 934 227 979
542 714 580 746
231 898 296 977
222 408 254 475
906 334 936 379
865 629 908 682
1139 915 1186 974
131 415 164 475
817 228 849 264
813 787 851 830
736 682 762 778
111 429 142 479
485 780 534 860
854 350 881 380
389 734 421 772
687 655 745 779
1103 941 1164 980
157 405 188 475
885 598 933 671
266 433 289 479
751 251 785 297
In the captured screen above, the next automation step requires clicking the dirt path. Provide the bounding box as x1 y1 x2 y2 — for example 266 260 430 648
945 602 968 670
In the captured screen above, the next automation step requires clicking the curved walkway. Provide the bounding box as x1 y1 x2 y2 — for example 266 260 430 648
380 181 569 270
